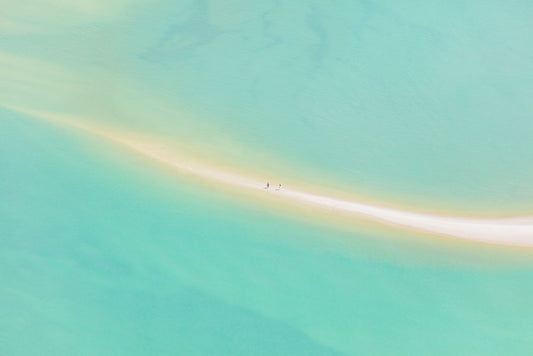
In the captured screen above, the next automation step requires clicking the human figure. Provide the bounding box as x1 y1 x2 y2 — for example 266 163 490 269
276 184 282 191
266 182 270 189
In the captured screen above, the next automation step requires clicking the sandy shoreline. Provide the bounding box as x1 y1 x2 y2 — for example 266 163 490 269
5 105 533 247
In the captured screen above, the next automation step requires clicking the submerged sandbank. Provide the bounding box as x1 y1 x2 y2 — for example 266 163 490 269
5 104 533 247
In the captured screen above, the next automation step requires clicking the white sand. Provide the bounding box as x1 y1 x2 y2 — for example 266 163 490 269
123 139 533 247
6 105 533 247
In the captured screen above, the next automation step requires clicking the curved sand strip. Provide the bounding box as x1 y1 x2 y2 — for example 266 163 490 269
123 140 533 247
6 105 533 247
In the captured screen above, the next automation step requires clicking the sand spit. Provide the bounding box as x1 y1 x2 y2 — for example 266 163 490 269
6 105 533 247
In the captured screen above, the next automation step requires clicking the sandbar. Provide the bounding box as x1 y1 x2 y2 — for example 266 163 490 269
5 104 533 247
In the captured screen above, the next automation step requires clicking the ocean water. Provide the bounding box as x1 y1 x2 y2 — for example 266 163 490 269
2 1 533 355
3 109 533 355
2 0 533 212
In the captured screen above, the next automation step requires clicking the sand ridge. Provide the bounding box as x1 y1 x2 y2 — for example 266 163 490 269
5 104 533 247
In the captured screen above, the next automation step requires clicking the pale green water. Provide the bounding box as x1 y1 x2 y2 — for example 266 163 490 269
2 0 533 211
1 1 533 355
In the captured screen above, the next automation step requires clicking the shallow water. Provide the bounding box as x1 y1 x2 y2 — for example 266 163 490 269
1 1 533 355
3 0 533 211
2 109 533 355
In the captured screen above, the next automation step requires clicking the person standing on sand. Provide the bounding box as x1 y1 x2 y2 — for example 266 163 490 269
266 182 269 189
277 184 282 190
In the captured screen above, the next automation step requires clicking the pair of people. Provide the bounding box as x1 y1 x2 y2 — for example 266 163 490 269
266 182 282 190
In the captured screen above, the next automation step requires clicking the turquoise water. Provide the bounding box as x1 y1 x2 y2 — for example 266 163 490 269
2 0 533 211
2 1 533 355
3 108 533 355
